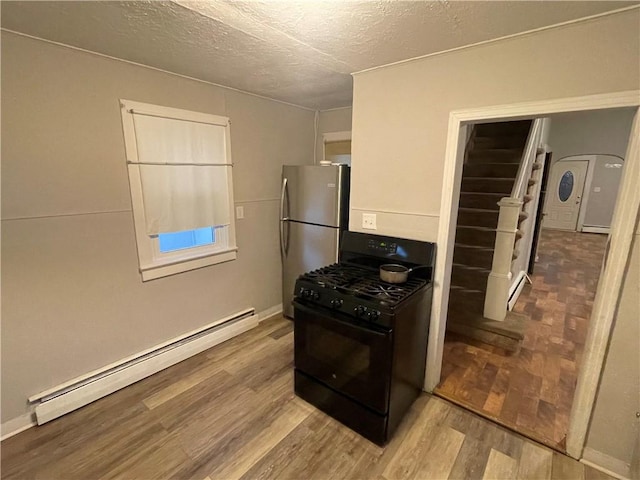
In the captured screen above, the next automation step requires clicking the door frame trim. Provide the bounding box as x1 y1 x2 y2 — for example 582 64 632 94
427 90 640 460
575 155 597 231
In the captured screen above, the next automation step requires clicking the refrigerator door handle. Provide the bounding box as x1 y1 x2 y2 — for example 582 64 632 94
280 177 288 257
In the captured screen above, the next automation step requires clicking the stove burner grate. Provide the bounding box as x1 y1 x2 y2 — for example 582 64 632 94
300 263 426 307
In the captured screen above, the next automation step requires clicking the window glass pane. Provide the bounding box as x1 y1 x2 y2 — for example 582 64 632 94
193 227 214 245
558 171 574 202
158 227 215 253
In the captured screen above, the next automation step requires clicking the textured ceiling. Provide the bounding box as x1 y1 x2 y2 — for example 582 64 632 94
1 1 636 109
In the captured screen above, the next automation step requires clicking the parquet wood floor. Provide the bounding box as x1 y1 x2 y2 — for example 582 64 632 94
1 315 613 480
436 229 608 451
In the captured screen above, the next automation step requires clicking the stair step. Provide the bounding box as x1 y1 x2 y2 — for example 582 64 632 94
449 284 485 294
467 149 524 164
448 287 485 312
461 177 514 194
448 297 483 317
446 309 528 341
472 136 527 150
455 226 496 248
445 319 523 352
463 163 520 178
447 288 484 317
457 207 500 228
459 192 504 210
453 243 494 270
474 120 532 136
451 264 491 291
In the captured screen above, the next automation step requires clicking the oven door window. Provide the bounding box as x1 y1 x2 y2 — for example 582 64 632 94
294 303 392 414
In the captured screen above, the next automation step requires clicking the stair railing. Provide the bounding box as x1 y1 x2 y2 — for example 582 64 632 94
484 118 545 321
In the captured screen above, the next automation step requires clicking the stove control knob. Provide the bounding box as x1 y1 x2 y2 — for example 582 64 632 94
354 305 367 317
367 310 380 321
312 290 320 300
330 299 343 309
300 288 311 298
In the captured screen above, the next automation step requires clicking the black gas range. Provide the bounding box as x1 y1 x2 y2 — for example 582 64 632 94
293 231 435 445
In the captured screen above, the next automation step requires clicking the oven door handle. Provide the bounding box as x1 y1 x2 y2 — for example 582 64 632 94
293 301 390 337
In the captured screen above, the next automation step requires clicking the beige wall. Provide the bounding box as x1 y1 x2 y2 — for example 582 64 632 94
585 214 640 473
1 32 314 424
350 9 640 241
315 107 353 162
350 8 639 468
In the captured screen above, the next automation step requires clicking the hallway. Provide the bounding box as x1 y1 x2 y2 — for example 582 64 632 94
437 229 608 450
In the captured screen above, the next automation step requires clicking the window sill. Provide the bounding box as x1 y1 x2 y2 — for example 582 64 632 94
140 247 237 281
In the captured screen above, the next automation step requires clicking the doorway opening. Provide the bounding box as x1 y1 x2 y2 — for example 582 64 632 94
434 107 635 451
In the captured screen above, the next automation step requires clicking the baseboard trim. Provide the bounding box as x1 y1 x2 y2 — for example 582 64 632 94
3 304 283 436
582 447 631 480
1 412 37 441
581 226 611 234
259 303 283 322
34 312 260 425
29 308 256 403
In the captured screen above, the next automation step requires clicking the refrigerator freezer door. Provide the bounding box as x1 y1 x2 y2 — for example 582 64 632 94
282 221 340 318
282 165 347 228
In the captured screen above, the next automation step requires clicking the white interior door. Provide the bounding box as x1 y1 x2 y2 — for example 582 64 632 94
543 160 588 231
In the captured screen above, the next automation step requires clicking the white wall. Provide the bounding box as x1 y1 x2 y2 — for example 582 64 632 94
547 109 635 229
0 31 315 427
349 8 639 470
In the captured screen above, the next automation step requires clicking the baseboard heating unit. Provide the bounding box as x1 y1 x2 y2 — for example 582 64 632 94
29 308 260 425
507 271 529 311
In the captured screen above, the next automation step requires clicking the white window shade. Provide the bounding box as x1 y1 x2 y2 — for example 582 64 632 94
138 165 231 235
132 113 228 165
131 113 232 235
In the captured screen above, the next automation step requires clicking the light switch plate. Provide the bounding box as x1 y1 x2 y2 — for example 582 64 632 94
362 213 377 230
236 206 244 219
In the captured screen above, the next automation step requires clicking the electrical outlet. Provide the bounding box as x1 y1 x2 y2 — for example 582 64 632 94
362 213 377 230
236 206 244 219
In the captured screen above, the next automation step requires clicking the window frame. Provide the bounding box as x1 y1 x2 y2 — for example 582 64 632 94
120 99 237 281
322 130 352 164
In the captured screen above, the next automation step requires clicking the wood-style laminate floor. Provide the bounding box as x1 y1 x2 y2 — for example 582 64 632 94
436 229 608 451
2 315 613 480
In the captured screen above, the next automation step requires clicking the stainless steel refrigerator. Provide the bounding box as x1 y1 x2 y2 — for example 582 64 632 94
280 165 350 318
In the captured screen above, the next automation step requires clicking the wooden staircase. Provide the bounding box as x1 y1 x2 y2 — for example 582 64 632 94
447 120 533 351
